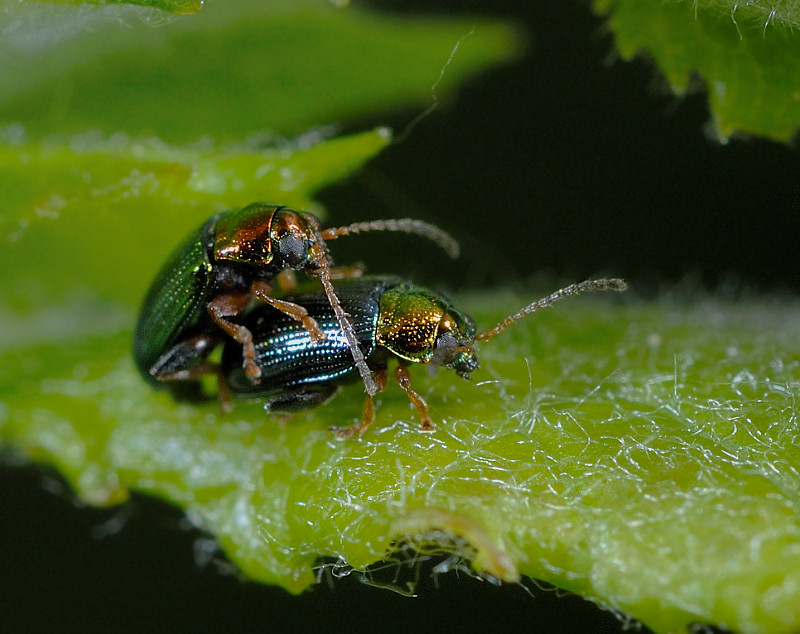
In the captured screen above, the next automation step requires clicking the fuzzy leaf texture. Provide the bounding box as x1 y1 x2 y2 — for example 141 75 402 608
596 0 800 141
3 290 800 634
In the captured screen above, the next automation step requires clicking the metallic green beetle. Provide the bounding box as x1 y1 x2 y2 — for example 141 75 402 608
222 275 627 439
133 202 459 402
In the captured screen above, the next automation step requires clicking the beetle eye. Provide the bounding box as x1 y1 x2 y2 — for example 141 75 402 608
431 332 459 367
277 233 307 266
431 331 479 377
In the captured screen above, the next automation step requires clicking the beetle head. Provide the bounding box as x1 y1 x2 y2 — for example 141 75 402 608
271 209 330 270
213 203 329 270
376 283 479 378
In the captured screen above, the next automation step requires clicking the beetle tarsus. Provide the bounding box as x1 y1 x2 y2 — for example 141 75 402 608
243 351 262 382
153 358 232 411
329 369 387 441
395 365 434 432
329 395 374 440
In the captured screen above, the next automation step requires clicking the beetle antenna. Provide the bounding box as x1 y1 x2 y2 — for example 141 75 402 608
475 278 627 342
311 241 378 397
321 219 460 259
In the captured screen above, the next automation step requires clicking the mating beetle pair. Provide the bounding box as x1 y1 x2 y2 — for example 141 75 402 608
133 202 458 403
134 202 626 438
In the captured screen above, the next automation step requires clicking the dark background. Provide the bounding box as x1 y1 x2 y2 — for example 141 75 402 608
2 0 793 632
323 0 799 298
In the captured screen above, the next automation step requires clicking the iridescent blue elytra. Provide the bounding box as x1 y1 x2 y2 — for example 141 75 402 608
233 279 391 391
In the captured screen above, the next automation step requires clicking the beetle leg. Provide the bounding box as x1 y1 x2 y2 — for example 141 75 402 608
149 332 221 380
330 369 388 440
394 365 434 433
250 280 326 345
155 359 233 413
327 262 366 280
207 291 262 381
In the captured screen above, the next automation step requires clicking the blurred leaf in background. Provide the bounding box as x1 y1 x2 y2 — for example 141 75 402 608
596 0 800 141
0 0 518 314
0 0 517 143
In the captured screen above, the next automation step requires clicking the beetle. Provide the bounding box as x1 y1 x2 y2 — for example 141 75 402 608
133 202 459 402
221 275 627 439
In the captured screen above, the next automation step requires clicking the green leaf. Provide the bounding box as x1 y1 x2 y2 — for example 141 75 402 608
596 0 800 141
0 0 519 142
45 0 203 15
3 292 800 633
6 1 800 632
0 126 389 312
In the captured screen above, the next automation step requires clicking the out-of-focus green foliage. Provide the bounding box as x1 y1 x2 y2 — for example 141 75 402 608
0 127 390 312
596 0 800 141
41 0 204 15
0 0 518 142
